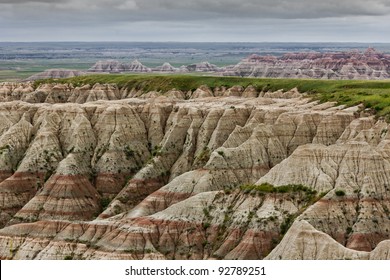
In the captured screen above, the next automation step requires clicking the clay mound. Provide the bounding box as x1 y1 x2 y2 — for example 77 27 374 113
0 82 35 101
88 60 151 73
88 60 123 73
26 69 85 81
153 63 179 72
0 172 42 222
126 60 151 73
265 220 370 260
184 62 220 72
88 60 219 74
14 174 100 222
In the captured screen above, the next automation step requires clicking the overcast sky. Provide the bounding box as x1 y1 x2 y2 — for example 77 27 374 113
1 0 390 42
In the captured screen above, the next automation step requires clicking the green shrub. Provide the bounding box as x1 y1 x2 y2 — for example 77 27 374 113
280 214 294 235
239 183 316 196
151 145 162 156
335 190 346 196
124 145 135 159
202 222 210 229
100 197 111 210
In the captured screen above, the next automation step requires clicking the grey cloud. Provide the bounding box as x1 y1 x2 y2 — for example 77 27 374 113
128 0 390 19
2 15 390 42
2 0 390 20
1 0 390 42
0 0 63 3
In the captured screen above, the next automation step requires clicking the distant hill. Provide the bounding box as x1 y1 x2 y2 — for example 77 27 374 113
26 69 85 81
84 48 390 80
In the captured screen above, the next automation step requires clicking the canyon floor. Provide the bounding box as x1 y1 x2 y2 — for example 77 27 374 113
0 76 389 260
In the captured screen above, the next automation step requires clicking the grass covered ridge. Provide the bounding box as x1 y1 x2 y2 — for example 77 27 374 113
33 74 390 118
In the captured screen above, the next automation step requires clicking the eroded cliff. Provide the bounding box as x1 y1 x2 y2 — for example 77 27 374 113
0 82 389 260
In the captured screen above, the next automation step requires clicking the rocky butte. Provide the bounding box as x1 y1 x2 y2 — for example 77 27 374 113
0 79 389 260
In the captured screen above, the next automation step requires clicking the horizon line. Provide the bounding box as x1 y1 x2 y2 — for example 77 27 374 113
1 41 390 44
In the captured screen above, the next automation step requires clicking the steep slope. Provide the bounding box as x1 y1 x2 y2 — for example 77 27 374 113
0 82 389 260
258 122 390 256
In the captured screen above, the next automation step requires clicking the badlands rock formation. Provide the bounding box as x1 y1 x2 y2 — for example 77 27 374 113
183 62 220 73
88 60 220 74
225 48 390 79
85 48 390 80
0 81 389 260
154 63 179 73
88 60 151 73
26 69 85 81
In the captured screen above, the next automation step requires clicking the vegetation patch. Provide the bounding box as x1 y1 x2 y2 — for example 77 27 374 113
280 214 295 235
100 197 111 210
151 145 162 157
195 147 211 165
237 183 327 237
124 145 135 160
335 190 346 196
239 183 317 196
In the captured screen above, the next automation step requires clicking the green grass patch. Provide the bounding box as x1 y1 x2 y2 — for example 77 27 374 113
240 183 317 195
239 183 322 206
0 60 94 82
0 70 34 82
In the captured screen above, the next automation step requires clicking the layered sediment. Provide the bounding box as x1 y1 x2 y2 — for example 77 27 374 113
0 82 389 260
77 48 390 80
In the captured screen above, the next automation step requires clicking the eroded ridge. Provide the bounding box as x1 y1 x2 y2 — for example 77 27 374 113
0 83 389 260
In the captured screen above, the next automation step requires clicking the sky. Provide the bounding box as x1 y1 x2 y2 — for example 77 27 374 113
1 0 390 42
